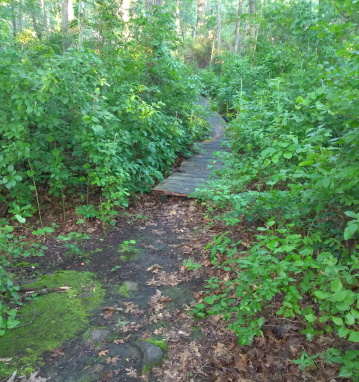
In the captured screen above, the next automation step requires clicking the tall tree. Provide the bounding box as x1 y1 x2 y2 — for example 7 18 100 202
145 0 162 13
196 0 205 35
217 0 221 55
249 0 256 50
234 0 243 53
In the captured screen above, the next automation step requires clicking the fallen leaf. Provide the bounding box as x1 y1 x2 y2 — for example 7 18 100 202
125 367 138 378
105 356 120 365
98 349 109 357
102 306 121 319
50 347 64 358
19 371 48 382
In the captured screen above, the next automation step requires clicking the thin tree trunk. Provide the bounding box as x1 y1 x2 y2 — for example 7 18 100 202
10 0 17 37
61 0 69 33
32 11 42 39
78 0 83 50
145 0 162 13
234 0 243 53
249 0 256 50
217 0 222 55
175 0 181 37
196 0 205 35
254 0 264 52
240 18 249 53
39 0 49 33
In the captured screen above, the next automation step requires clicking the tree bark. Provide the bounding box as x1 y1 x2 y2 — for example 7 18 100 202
10 0 17 37
234 0 243 53
61 0 69 33
196 0 205 35
145 0 162 13
39 0 49 33
249 0 256 50
217 0 222 55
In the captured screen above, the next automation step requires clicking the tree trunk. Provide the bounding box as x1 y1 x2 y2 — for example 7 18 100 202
61 0 69 33
18 0 23 33
254 0 264 52
234 0 243 53
145 0 162 13
249 0 256 50
175 0 181 37
217 0 222 55
196 0 205 35
39 0 49 33
240 18 248 53
10 0 17 37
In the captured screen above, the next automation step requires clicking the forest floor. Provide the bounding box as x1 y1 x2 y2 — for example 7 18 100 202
1 194 339 382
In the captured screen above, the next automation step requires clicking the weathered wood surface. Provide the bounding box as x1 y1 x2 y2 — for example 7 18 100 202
153 97 228 196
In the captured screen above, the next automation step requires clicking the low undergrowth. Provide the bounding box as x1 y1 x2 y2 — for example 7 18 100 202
194 2 359 379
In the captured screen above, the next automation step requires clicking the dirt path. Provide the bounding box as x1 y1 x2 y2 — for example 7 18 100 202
9 196 216 382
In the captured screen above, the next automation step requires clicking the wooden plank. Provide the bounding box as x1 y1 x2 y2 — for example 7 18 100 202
152 96 228 197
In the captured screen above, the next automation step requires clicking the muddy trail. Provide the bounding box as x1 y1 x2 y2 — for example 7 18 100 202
1 196 223 382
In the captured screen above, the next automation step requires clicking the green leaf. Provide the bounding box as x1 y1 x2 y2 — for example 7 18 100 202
331 279 343 293
338 366 352 378
338 326 350 338
313 291 329 300
82 115 91 123
283 152 293 159
348 331 359 342
344 224 358 240
299 160 314 167
331 316 343 326
15 215 26 224
305 313 316 323
345 211 358 219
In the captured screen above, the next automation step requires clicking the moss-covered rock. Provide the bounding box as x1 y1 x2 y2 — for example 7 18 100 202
0 271 105 377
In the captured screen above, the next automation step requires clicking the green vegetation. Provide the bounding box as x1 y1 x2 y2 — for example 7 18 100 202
0 271 105 377
193 0 359 378
144 338 168 351
1 0 359 379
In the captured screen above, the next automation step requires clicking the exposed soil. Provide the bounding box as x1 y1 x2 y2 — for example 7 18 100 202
1 194 349 382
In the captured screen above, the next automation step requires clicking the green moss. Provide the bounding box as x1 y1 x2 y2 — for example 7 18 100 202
0 271 105 378
118 284 130 298
144 338 167 351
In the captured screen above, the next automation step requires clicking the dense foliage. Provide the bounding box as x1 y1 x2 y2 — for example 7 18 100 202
195 0 359 378
0 2 209 336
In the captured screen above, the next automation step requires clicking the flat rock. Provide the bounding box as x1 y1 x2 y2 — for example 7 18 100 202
89 329 111 342
124 281 138 292
134 341 164 368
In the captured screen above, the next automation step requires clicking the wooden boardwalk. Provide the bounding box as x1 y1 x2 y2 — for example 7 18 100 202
153 97 228 196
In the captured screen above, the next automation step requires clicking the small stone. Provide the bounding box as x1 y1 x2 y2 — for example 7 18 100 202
89 329 111 342
134 341 164 369
123 281 138 292
272 325 287 339
92 363 105 373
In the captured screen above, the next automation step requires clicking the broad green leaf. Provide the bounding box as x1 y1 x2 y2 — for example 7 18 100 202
348 331 359 342
15 215 26 224
331 316 343 326
331 279 343 293
345 211 358 219
344 224 358 240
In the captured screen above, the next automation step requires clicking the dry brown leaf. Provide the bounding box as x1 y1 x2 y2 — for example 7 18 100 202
98 349 109 356
125 367 138 378
121 322 142 333
50 347 64 358
105 356 120 365
102 306 120 319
